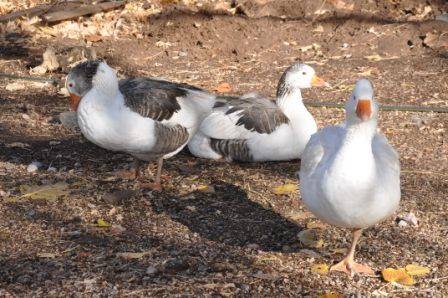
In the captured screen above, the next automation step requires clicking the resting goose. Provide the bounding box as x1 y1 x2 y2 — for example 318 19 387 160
187 63 329 162
299 79 401 276
66 60 215 191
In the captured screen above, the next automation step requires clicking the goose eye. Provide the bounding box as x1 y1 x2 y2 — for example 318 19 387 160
68 83 73 88
302 72 307 75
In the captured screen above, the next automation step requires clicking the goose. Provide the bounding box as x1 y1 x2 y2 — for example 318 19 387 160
66 60 215 191
187 63 329 162
299 79 401 276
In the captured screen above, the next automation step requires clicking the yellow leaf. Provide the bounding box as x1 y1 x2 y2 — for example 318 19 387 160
197 184 215 193
306 221 328 229
272 183 297 195
209 82 232 93
37 252 56 258
17 182 70 201
116 251 150 259
298 229 324 248
405 264 430 276
318 292 344 298
382 268 414 286
311 264 329 275
364 54 398 61
97 219 110 228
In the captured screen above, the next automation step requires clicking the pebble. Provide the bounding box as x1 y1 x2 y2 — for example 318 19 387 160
27 161 42 173
398 220 409 227
146 266 158 275
47 166 57 172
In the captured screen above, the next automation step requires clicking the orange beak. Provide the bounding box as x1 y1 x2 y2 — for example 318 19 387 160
70 93 81 111
311 75 330 88
356 99 372 121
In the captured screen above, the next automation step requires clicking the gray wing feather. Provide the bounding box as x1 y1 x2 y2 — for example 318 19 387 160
119 78 204 121
210 138 253 162
215 94 289 134
151 122 189 155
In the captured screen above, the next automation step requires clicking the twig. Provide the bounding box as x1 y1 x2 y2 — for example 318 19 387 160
0 4 52 22
42 1 126 23
0 73 59 86
401 170 448 177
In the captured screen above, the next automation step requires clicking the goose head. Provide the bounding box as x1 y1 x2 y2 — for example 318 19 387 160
345 78 379 125
276 63 329 98
66 60 118 111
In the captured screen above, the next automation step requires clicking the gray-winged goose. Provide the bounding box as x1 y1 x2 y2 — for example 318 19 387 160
187 63 329 162
66 60 215 191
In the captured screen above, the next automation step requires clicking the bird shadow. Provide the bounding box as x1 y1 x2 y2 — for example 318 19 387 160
151 180 304 252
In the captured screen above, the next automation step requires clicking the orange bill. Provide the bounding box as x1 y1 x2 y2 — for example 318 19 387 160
356 99 372 121
70 93 81 111
311 75 330 88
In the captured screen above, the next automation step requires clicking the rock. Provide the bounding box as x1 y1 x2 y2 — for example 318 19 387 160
27 161 42 173
47 167 57 172
146 266 158 275
403 212 418 226
59 111 78 128
398 220 409 227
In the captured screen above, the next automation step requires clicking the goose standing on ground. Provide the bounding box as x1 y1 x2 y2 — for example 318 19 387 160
187 63 329 162
299 79 401 276
66 60 215 191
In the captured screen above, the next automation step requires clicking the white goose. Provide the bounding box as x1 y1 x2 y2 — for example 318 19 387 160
299 79 401 276
66 60 215 191
188 63 329 162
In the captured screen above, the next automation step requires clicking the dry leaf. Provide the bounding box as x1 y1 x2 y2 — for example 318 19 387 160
37 252 56 258
298 229 324 248
318 292 344 298
405 264 430 276
97 218 110 228
85 34 102 42
117 251 150 259
5 82 26 91
358 67 379 76
209 82 232 93
6 142 30 149
364 54 398 61
272 183 297 195
329 0 354 10
311 264 329 275
306 221 328 229
17 182 70 201
197 184 215 193
382 268 414 286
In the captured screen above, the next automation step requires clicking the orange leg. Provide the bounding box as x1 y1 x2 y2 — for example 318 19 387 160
330 229 374 277
139 158 164 192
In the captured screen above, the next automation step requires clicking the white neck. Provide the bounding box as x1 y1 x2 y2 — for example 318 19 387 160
92 72 119 97
276 88 304 116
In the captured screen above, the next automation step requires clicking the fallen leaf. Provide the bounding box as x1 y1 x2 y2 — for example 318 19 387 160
358 67 379 76
382 268 414 286
209 82 232 93
5 82 26 91
197 184 215 193
311 264 329 275
37 252 56 258
85 34 102 42
318 292 344 298
116 251 150 259
298 229 324 248
329 0 354 10
97 218 110 228
16 182 70 201
272 183 297 195
5 142 30 149
405 264 430 276
364 54 398 61
306 221 328 229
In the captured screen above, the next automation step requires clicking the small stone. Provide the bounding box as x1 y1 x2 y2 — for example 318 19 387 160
240 284 250 291
146 266 158 275
27 161 42 173
22 114 31 120
47 167 57 172
403 212 418 226
398 220 409 227
246 243 260 250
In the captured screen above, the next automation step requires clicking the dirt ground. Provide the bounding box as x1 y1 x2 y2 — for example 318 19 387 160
0 0 448 296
